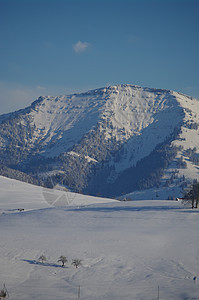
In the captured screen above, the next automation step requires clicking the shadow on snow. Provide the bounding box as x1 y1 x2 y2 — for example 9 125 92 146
66 205 184 213
22 259 66 268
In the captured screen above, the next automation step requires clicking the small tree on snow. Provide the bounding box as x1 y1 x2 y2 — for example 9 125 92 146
71 259 82 268
38 255 47 263
0 284 8 299
58 256 68 267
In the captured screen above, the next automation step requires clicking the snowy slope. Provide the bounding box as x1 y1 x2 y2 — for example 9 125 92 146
0 84 199 198
0 176 199 300
27 91 108 157
0 175 115 211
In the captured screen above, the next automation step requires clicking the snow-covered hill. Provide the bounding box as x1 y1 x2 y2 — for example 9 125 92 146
0 175 198 300
0 84 199 198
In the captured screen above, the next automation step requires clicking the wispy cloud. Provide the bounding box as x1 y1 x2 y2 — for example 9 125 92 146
36 85 46 91
73 41 90 53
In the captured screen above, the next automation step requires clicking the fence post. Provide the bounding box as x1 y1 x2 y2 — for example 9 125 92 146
78 285 80 299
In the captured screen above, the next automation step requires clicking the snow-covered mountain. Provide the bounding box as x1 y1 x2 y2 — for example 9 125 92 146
0 84 199 198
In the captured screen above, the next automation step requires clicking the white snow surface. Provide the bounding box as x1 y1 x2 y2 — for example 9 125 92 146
28 91 108 157
0 175 199 299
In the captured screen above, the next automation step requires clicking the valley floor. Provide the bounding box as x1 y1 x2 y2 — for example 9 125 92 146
0 176 199 299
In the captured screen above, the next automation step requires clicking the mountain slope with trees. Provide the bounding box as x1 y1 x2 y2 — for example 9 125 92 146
0 84 199 198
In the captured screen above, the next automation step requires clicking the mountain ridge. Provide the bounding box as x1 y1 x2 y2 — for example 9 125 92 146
0 84 199 198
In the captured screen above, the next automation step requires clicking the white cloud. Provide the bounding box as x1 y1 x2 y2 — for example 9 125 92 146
36 85 46 91
73 41 90 53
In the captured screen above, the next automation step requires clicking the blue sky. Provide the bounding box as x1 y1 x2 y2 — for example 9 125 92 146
0 0 199 114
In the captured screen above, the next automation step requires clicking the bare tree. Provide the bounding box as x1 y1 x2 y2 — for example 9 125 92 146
71 259 82 268
183 182 199 208
58 256 68 267
38 255 47 264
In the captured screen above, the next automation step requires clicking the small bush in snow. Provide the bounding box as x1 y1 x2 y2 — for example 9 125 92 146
0 284 8 299
0 290 6 298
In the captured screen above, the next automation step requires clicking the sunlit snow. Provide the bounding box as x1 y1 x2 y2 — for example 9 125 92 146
0 176 198 299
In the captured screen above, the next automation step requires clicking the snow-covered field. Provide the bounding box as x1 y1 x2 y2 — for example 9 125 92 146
0 176 199 299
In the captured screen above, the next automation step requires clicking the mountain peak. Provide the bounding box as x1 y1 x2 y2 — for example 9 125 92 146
0 85 199 199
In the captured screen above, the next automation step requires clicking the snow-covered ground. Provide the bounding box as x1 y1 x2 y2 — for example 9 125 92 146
0 175 199 299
